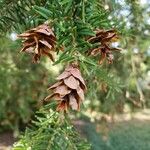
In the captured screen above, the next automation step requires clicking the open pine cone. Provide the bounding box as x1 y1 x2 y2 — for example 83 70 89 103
44 64 86 111
88 29 120 64
18 24 56 63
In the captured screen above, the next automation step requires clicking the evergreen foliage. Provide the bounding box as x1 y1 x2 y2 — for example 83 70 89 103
9 0 122 149
0 0 124 128
0 37 55 131
0 0 149 149
13 104 91 150
0 0 47 34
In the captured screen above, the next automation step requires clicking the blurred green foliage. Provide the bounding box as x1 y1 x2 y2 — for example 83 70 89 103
108 121 150 150
0 37 57 131
77 119 150 150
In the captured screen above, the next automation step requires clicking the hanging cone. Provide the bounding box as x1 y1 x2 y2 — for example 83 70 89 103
87 29 121 64
18 24 56 63
44 64 86 111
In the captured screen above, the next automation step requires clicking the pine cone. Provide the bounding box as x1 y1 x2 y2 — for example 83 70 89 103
88 29 120 64
18 24 56 63
44 64 86 111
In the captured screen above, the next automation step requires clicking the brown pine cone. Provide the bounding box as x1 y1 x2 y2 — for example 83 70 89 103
18 24 56 63
88 29 121 64
44 64 86 111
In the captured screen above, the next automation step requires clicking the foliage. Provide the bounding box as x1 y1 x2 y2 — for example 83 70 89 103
29 0 123 113
0 0 124 132
13 104 91 150
0 0 122 149
0 0 149 131
0 0 149 149
107 121 150 150
75 120 108 150
0 37 56 131
76 119 150 150
107 0 150 110
6 0 124 149
0 0 47 34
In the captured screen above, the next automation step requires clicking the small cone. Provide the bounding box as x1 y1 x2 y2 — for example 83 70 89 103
88 29 120 64
44 64 86 112
18 24 56 63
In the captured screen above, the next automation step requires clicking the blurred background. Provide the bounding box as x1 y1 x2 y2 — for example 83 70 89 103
0 0 150 150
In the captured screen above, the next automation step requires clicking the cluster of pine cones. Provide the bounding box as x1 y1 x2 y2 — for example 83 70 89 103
18 24 120 111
